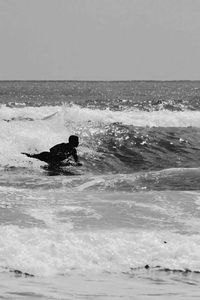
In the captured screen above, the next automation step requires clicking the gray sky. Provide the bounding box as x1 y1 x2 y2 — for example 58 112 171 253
0 0 200 80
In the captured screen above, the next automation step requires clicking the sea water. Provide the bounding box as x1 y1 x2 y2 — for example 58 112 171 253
0 81 200 299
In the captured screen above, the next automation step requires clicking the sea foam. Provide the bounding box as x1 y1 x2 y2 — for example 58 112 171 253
1 104 200 127
1 225 200 277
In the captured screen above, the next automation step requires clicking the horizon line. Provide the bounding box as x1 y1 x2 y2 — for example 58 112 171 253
0 79 200 82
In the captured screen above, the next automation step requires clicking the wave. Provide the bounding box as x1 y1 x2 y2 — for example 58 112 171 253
1 166 200 191
39 167 200 191
61 105 200 128
0 104 60 122
1 104 200 127
75 167 200 191
0 104 200 175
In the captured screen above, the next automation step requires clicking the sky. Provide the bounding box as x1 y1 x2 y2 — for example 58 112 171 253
0 0 200 80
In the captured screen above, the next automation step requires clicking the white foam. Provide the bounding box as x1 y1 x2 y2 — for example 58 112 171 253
58 105 200 127
1 226 200 276
1 104 200 127
0 105 61 121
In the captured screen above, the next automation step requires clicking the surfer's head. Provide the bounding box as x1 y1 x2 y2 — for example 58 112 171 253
68 135 79 147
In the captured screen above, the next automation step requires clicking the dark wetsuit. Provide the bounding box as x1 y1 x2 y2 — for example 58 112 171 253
23 143 78 165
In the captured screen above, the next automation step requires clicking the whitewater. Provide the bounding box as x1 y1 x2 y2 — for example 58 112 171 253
0 81 200 299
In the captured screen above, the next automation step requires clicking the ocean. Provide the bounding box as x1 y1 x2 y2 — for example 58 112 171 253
0 80 200 299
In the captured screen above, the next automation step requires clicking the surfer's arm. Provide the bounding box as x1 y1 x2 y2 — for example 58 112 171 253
71 148 78 162
71 149 82 166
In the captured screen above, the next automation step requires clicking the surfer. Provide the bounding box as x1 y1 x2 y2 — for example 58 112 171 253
22 135 82 166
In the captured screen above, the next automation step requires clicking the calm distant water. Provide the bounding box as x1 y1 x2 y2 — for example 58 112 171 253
0 81 200 299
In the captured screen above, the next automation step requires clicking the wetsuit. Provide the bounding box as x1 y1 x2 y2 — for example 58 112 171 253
22 142 78 165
